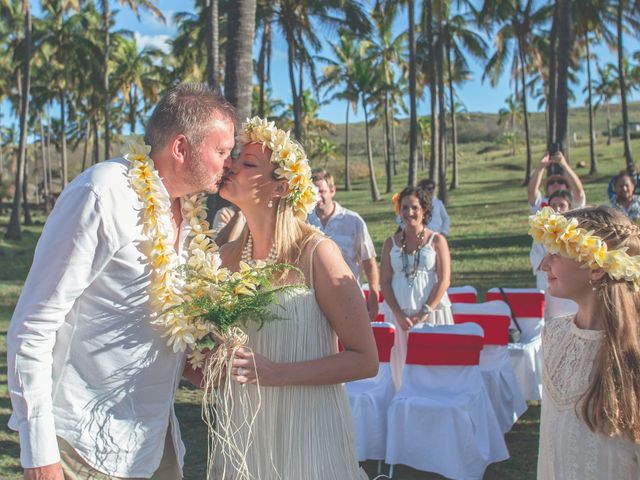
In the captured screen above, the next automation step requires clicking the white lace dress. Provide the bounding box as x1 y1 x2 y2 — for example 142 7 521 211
388 233 454 387
538 315 640 479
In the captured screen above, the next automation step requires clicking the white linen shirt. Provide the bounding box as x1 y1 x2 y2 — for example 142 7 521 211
308 202 376 282
7 158 188 478
427 198 450 235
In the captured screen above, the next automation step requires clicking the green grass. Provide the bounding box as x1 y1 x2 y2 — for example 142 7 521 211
1 128 638 478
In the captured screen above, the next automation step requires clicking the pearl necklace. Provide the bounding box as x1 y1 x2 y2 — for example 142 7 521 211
241 233 278 265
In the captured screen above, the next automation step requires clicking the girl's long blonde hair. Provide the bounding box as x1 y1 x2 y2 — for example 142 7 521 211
565 206 640 443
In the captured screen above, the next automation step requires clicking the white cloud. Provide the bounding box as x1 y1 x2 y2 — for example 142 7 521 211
134 32 172 54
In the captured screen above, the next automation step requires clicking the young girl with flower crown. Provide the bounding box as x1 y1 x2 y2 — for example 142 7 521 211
530 206 640 479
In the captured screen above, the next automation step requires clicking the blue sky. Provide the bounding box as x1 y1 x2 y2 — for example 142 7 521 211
118 0 639 124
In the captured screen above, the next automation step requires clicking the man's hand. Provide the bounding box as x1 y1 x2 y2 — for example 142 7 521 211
539 154 551 168
366 291 380 322
24 462 64 480
551 151 568 168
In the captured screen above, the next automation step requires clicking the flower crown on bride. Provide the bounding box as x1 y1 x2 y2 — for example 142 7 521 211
238 116 318 219
529 207 640 289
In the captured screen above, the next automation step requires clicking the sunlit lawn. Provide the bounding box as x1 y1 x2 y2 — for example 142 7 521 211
0 135 637 479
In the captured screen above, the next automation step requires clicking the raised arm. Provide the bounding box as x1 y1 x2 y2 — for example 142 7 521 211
555 152 586 206
528 155 551 207
232 239 378 386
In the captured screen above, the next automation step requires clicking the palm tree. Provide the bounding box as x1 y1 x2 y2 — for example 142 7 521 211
616 0 634 171
351 46 382 201
407 0 419 187
255 2 274 117
270 0 370 141
498 94 523 156
224 0 256 121
481 0 552 185
593 63 618 146
206 0 219 89
6 0 30 240
370 4 406 193
320 32 361 191
442 10 487 189
112 36 163 134
99 0 164 161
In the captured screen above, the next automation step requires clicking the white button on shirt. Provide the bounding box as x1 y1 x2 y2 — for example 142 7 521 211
7 159 188 477
308 202 376 282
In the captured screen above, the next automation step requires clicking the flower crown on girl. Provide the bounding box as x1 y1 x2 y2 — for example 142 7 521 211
529 207 640 289
238 116 318 219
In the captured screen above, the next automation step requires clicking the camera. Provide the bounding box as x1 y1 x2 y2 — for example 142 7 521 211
547 142 563 175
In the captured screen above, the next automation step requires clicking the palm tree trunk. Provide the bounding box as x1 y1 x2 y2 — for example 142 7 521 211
92 118 100 165
224 0 256 122
446 36 458 190
60 93 68 188
102 0 111 160
606 102 612 145
22 151 32 225
129 87 136 134
257 20 271 117
7 0 30 240
518 41 533 185
586 34 597 174
554 0 571 163
407 0 418 187
206 0 219 90
285 34 302 141
39 115 49 209
426 0 438 182
81 122 90 172
547 2 559 149
436 36 447 204
391 112 398 175
46 106 53 194
362 101 380 201
384 93 392 193
344 103 351 191
617 0 634 171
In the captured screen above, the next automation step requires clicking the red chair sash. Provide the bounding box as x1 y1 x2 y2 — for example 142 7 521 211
406 333 483 366
486 291 545 318
453 314 510 345
372 325 395 362
448 292 477 303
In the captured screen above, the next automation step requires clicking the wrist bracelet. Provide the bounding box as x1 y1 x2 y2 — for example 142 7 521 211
421 303 434 316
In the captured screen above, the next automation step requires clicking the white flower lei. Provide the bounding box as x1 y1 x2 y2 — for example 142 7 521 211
124 138 219 353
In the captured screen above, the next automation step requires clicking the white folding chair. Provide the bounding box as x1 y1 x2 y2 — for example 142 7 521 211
486 288 545 401
447 285 478 304
346 322 396 465
386 323 509 479
452 301 527 433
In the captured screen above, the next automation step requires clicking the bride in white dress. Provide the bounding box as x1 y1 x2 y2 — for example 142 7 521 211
381 186 454 387
211 118 377 479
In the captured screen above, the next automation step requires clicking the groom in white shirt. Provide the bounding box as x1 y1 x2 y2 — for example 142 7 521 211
7 84 236 480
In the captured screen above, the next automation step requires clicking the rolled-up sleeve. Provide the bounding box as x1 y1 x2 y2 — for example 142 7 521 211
7 184 118 468
357 216 376 261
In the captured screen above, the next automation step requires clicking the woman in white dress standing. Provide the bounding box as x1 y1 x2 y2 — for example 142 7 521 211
532 206 640 479
211 117 377 480
381 186 453 387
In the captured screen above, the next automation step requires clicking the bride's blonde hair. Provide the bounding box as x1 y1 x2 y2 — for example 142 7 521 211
565 207 640 443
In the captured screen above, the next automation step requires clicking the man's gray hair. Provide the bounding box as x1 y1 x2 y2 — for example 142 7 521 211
144 83 237 153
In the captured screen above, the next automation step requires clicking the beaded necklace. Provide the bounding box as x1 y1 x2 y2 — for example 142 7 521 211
241 232 278 265
401 228 426 285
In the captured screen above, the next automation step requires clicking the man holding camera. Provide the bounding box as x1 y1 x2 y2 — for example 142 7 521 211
527 148 586 214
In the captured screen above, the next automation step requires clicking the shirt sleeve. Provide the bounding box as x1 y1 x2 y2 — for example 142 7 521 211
438 200 450 235
7 184 118 468
529 191 543 214
356 215 376 261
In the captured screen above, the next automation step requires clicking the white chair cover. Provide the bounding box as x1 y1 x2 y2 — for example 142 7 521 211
346 322 396 461
447 285 478 304
452 301 527 433
386 323 509 479
486 288 545 401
